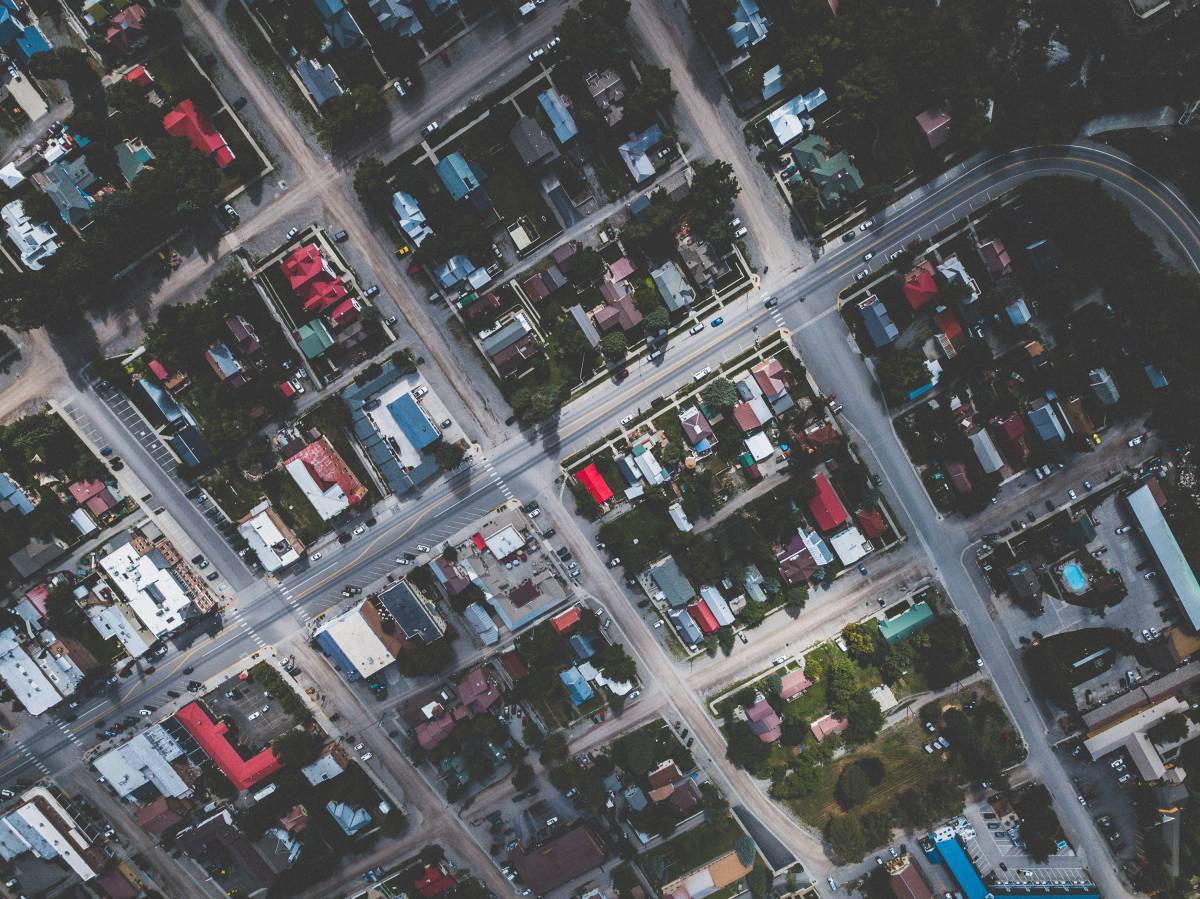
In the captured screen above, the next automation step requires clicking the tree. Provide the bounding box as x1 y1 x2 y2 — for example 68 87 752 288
394 639 451 677
746 862 771 898
876 348 929 395
734 834 757 867
825 815 868 863
555 0 632 71
1014 785 1063 861
701 377 738 409
320 85 387 152
601 331 628 358
841 622 879 663
272 728 324 768
687 160 741 242
353 157 391 215
784 585 808 611
540 731 569 765
700 782 729 821
726 720 770 772
599 643 638 683
622 66 676 123
614 728 656 774
644 307 670 332
835 765 871 809
1150 712 1190 746
569 246 607 284
513 763 535 789
843 691 884 744
765 674 783 697
434 440 467 471
17 187 58 227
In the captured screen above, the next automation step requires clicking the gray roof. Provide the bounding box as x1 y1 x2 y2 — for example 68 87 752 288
367 0 422 34
618 125 663 184
376 581 443 643
297 58 345 107
569 305 601 349
859 298 899 347
1128 483 1200 631
1027 399 1066 443
968 427 1004 474
648 556 695 607
509 117 557 166
668 607 702 645
650 261 694 311
481 316 532 356
37 157 97 228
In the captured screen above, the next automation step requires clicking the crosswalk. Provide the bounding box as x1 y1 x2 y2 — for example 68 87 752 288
230 607 268 649
12 739 51 776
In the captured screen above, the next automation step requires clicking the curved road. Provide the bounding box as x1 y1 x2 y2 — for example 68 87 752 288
5 143 1198 897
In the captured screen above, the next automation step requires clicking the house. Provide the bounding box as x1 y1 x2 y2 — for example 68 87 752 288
902 260 940 311
584 68 626 126
510 117 558 166
313 0 365 49
0 627 65 715
988 414 1029 467
699 586 735 626
727 0 769 48
593 295 642 333
916 108 952 150
1006 562 1042 603
538 89 578 143
789 133 864 209
778 669 812 701
668 502 693 532
550 607 580 634
679 406 717 453
751 358 790 404
968 427 1004 474
829 527 870 565
809 474 847 531
1089 368 1120 406
238 503 303 572
651 260 694 311
68 479 119 518
933 308 965 357
367 0 422 34
482 316 541 377
162 100 234 168
1127 482 1200 631
225 314 260 355
678 238 729 290
810 713 849 741
283 435 367 520
0 472 36 516
377 580 445 643
860 296 899 347
560 666 594 705
436 152 486 203
423 0 456 15
761 64 784 101
31 156 100 230
618 125 664 184
731 401 760 434
946 461 972 494
204 342 245 386
297 319 334 359
115 137 154 185
436 254 488 292
103 3 145 52
1027 397 1066 443
509 824 607 896
977 238 1012 276
649 556 696 607
1062 395 1094 438
2 199 59 270
765 89 826 147
297 58 345 107
1005 297 1032 325
878 601 934 644
574 464 613 505
668 607 703 646
776 534 817 585
745 699 781 742
392 191 434 247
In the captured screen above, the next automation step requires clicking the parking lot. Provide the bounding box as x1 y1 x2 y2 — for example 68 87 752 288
958 801 1093 886
203 673 294 748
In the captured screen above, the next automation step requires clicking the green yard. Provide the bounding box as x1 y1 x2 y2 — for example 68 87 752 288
640 813 746 886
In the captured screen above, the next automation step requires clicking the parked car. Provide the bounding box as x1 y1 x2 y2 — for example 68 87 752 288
1116 525 1131 534
421 121 439 137
710 316 724 327
855 269 869 281
528 46 546 61
689 323 704 335
693 366 712 381
352 525 367 536
364 285 381 298
620 415 634 425
1128 434 1145 447
863 251 875 261
859 219 876 231
333 229 349 242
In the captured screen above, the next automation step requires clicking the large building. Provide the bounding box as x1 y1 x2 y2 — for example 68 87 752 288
0 627 64 715
93 725 193 800
98 532 197 637
508 824 608 895
0 787 103 881
924 833 1098 899
176 702 282 792
283 435 368 520
313 600 396 681
376 580 445 644
238 502 304 572
1127 482 1200 631
1083 695 1190 782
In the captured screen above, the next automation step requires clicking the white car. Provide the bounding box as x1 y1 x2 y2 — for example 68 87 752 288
260 705 270 713
361 752 373 761
772 657 786 665
689 323 705 335
248 711 262 721
827 877 838 891
286 226 300 240
733 226 748 239
859 219 875 231
855 269 870 282
1128 435 1145 447
528 508 541 518
416 543 431 552
354 742 365 751
863 251 875 261
620 415 634 425
421 121 439 137
353 525 366 535
693 366 712 381
412 385 428 398
310 553 322 562
528 46 546 62
1068 489 1078 501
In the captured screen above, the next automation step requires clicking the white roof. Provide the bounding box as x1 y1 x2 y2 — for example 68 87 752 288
1128 484 1200 631
683 867 716 899
32 630 83 698
699 586 735 626
313 603 395 679
668 502 692 533
936 255 980 301
748 395 772 425
1 199 59 271
829 527 871 565
632 448 667 485
484 524 525 560
870 683 898 712
0 627 62 716
69 508 97 535
86 604 152 659
285 456 351 521
1084 695 1188 761
391 190 434 246
766 93 814 146
1 788 97 880
92 727 190 799
744 432 773 462
99 540 194 637
302 752 346 785
800 528 834 566
237 508 300 572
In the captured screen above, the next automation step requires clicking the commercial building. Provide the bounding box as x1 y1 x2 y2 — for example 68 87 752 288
238 502 304 572
924 834 1098 899
878 601 935 645
0 626 64 715
283 435 368 520
508 824 608 895
0 787 103 880
376 580 445 644
1083 695 1190 782
313 601 396 681
1127 482 1200 631
93 725 193 800
176 702 282 792
648 556 696 607
98 529 204 637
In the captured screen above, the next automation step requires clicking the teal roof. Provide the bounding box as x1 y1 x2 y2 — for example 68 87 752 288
878 601 934 645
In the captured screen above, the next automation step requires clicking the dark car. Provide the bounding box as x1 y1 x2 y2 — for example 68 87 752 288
206 572 219 581
842 231 857 243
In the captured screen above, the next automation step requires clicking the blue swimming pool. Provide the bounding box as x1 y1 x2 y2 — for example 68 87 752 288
1063 562 1087 593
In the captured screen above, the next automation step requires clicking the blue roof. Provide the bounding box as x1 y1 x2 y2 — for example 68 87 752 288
138 378 197 428
930 837 1098 899
206 342 241 379
559 667 593 705
727 0 768 48
436 152 482 201
569 633 595 660
463 602 499 645
860 299 899 348
168 425 212 467
537 89 578 143
0 472 34 516
0 9 22 43
1005 298 1032 326
315 629 363 682
14 23 49 57
326 800 371 835
1145 364 1169 389
386 393 438 450
423 0 456 14
762 64 784 101
314 0 343 16
616 457 640 486
435 254 478 290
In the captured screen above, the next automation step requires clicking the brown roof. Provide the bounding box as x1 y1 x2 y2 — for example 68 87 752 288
509 824 607 894
136 796 184 835
500 650 529 680
647 760 682 790
890 859 933 899
731 402 759 433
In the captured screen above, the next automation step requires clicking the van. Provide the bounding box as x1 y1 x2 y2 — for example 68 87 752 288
518 0 536 15
648 349 663 361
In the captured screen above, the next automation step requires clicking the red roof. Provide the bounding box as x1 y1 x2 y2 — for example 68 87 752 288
810 713 848 741
104 3 145 52
891 862 934 899
68 479 107 504
471 533 487 552
687 599 719 635
278 381 295 398
24 584 48 617
500 650 529 680
731 401 760 434
575 464 613 504
916 108 952 150
175 702 281 791
162 99 234 168
415 867 456 897
903 268 940 311
778 669 813 701
550 608 580 634
148 359 169 380
855 508 887 540
933 308 965 349
808 474 847 531
282 437 367 509
302 276 350 313
978 239 1012 276
328 297 360 328
946 461 972 494
415 714 456 750
282 244 325 292
608 257 635 282
991 413 1029 465
458 668 500 713
752 359 788 398
124 64 152 88
279 804 308 833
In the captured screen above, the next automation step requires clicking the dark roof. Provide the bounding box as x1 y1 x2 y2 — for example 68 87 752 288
376 581 442 643
509 824 607 894
510 117 558 166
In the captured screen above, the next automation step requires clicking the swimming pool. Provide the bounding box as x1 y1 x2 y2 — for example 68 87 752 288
1062 562 1087 593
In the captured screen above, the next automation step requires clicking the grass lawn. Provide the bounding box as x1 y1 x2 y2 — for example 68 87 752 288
640 813 745 886
785 718 941 827
200 464 262 520
781 643 883 725
264 471 325 544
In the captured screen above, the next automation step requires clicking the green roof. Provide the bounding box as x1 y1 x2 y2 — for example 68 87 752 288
297 319 334 358
878 601 934 645
790 134 864 210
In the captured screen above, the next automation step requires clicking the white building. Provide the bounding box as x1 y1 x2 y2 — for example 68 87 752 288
92 726 192 800
29 629 85 700
312 602 395 681
237 503 301 572
1 199 59 270
98 537 195 637
483 524 526 560
668 502 693 533
829 527 871 566
0 627 63 716
85 600 153 659
0 787 99 880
